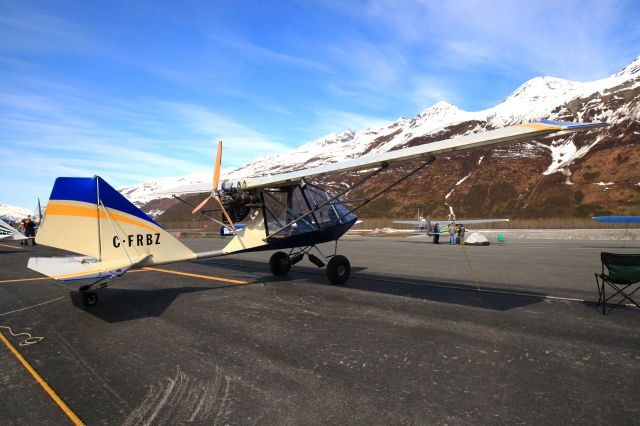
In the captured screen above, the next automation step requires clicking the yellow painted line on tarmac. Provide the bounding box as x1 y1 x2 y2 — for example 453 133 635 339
0 331 85 425
143 267 248 285
0 277 50 284
0 242 23 249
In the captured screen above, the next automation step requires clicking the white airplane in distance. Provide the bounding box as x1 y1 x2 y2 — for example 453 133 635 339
393 217 510 235
28 119 605 306
0 218 27 242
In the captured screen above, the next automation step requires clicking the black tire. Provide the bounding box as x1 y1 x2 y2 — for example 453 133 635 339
82 291 98 307
326 255 350 285
269 251 291 276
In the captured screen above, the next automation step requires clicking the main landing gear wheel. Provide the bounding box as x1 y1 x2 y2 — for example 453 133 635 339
270 251 292 276
81 291 98 307
326 255 350 285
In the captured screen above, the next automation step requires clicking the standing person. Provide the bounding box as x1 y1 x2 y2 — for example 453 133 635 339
458 224 465 244
433 223 440 244
19 219 26 246
23 215 36 246
449 223 456 244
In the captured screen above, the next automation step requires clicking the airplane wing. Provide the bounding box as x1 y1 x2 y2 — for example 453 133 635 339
0 218 27 241
210 120 604 191
432 219 510 226
394 219 509 226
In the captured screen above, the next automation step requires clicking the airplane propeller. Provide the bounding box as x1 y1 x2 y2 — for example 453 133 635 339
191 141 237 232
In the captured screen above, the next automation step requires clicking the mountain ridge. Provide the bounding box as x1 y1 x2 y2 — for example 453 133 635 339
121 56 640 221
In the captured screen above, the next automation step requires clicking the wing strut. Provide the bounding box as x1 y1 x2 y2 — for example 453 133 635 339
344 156 436 218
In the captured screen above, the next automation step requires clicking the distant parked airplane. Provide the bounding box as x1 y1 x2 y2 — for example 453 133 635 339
394 217 509 236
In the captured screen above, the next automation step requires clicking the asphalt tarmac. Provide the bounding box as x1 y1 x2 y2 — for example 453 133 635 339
1 236 639 425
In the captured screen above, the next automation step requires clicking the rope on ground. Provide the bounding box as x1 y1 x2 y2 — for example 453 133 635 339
0 295 67 346
0 296 65 317
0 325 44 346
433 158 482 292
458 243 481 292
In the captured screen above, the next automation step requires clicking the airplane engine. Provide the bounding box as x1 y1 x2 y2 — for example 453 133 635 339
219 189 260 222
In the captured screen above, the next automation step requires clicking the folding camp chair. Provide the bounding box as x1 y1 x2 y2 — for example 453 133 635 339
594 252 640 314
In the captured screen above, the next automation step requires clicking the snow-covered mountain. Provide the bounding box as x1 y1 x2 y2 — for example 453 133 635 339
0 203 32 224
121 56 640 219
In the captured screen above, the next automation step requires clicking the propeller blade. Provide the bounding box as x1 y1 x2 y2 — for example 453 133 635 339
193 141 223 215
214 195 236 232
213 140 222 191
191 195 212 214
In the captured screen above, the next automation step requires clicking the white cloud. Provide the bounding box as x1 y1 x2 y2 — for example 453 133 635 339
307 108 390 136
0 10 98 54
409 76 457 110
0 87 291 206
361 0 637 80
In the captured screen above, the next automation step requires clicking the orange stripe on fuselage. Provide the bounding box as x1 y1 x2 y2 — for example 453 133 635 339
45 203 158 233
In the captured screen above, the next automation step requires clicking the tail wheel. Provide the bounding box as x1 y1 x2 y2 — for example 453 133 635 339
82 291 98 307
269 251 292 276
326 255 350 285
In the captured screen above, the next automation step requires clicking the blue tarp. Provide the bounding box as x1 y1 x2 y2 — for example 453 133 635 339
592 216 640 223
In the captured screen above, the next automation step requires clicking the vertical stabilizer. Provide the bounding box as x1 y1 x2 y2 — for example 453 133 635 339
32 176 196 280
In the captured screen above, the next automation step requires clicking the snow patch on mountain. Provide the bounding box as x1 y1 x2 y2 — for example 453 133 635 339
456 173 471 185
543 139 577 175
543 136 602 176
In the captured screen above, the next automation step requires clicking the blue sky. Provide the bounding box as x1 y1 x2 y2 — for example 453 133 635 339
1 0 639 208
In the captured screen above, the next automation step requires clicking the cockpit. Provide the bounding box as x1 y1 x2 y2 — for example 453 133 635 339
261 184 356 239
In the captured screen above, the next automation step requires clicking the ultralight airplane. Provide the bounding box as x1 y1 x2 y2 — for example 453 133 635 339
0 218 27 242
28 120 604 306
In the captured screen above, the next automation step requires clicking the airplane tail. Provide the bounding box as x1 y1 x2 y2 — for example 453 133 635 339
28 176 197 281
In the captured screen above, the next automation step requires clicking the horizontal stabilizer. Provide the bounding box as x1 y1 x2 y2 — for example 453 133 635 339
28 255 150 281
0 218 27 241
